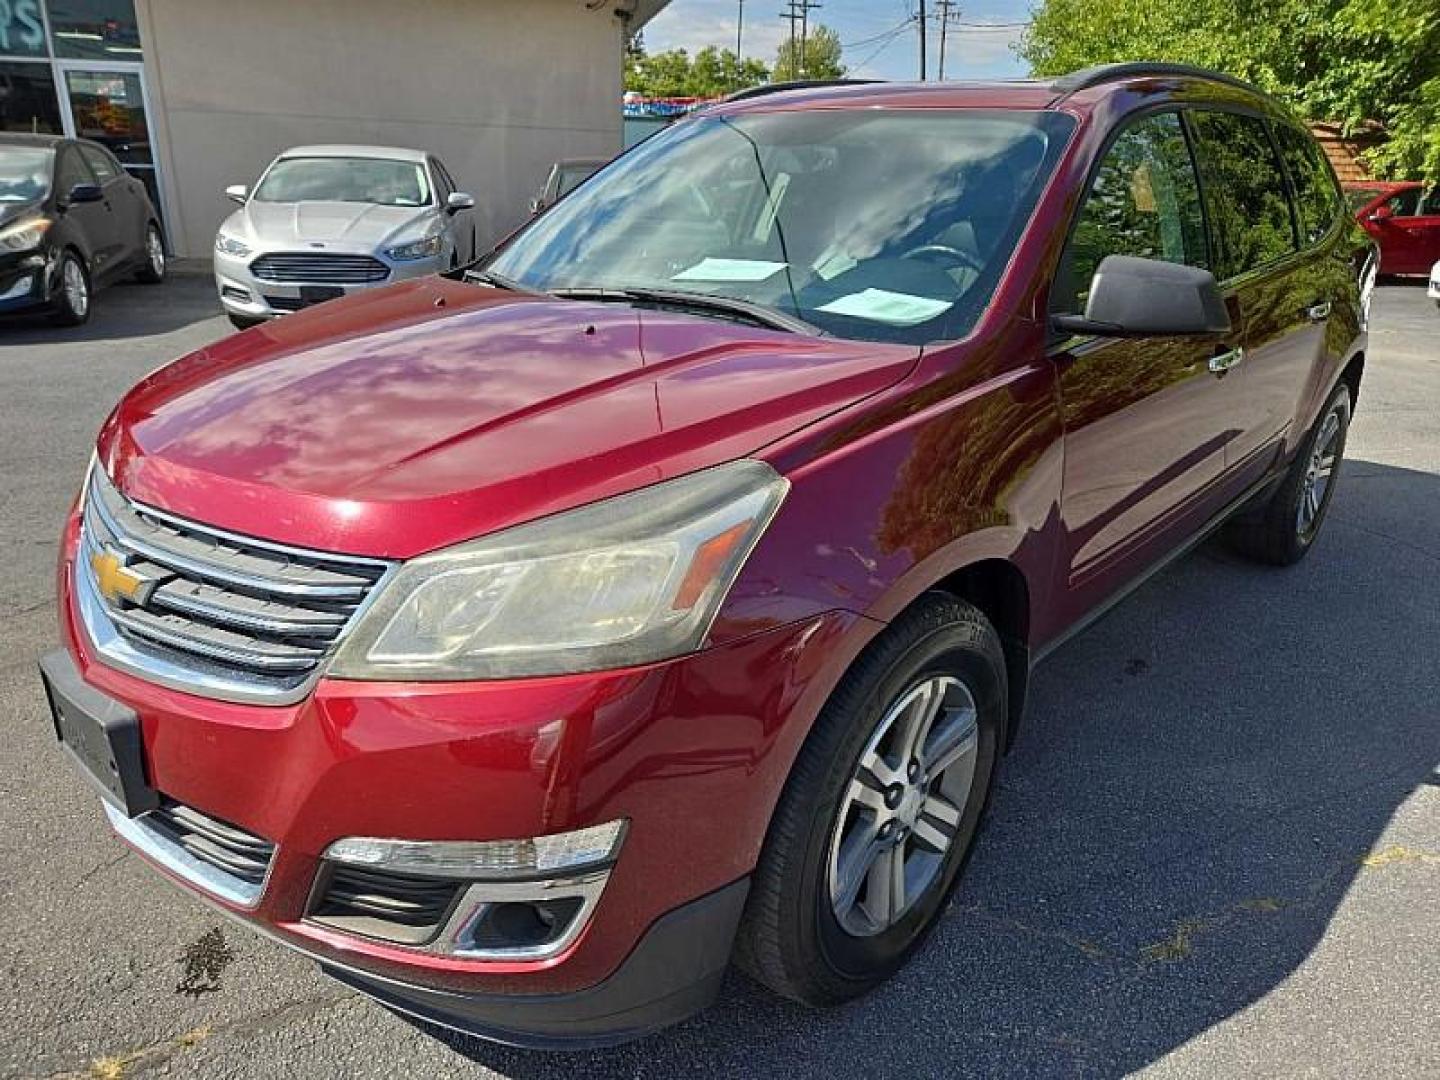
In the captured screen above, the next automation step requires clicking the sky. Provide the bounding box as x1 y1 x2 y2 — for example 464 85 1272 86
641 0 1034 82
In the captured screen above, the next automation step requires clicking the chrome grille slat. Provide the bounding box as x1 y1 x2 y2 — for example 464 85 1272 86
108 605 324 672
89 481 377 599
146 800 276 891
150 580 349 639
250 253 390 284
77 468 394 702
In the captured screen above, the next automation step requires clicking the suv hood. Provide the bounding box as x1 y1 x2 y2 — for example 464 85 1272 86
229 199 432 249
100 277 918 558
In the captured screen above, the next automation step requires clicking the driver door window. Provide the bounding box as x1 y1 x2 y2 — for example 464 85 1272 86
1053 112 1208 315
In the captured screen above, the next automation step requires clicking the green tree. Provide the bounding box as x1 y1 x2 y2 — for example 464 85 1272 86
625 45 770 97
1017 0 1440 180
774 24 847 82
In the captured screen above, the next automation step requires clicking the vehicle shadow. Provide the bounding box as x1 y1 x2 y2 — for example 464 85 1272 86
435 458 1440 1077
0 276 222 344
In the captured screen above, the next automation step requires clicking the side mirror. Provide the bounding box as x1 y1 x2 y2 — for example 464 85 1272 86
66 182 104 205
1366 203 1394 223
225 184 248 205
528 196 544 216
1053 255 1231 338
446 191 475 215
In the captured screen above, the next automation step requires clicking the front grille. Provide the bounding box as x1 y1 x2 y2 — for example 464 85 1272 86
250 253 389 284
309 865 463 946
147 799 276 887
79 468 391 702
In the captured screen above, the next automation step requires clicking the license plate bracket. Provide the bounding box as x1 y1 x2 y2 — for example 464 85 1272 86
299 285 345 305
39 650 158 818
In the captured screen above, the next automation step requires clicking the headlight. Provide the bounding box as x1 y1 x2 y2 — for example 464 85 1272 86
386 233 444 261
0 216 52 253
329 460 788 680
214 233 251 258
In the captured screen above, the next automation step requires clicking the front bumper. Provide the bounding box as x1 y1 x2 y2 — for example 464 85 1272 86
1427 272 1439 301
53 508 862 1042
0 251 52 313
214 248 445 320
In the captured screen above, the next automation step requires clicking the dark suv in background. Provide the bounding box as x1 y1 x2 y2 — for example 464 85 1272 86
44 64 1371 1047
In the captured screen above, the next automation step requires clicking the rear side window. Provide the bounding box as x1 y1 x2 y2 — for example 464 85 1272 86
1273 124 1342 245
1188 111 1297 278
1053 111 1208 315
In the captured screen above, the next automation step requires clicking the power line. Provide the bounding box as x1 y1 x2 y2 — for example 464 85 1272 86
779 0 822 76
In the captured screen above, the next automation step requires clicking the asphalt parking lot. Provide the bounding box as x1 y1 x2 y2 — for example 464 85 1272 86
1 279 1436 1079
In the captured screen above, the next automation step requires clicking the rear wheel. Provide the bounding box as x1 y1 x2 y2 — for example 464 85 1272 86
135 223 166 284
1225 382 1351 565
49 252 91 326
735 593 1004 1005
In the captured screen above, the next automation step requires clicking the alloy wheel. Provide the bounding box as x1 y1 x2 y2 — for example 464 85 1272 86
147 228 165 277
826 675 980 938
63 259 88 319
1297 406 1341 537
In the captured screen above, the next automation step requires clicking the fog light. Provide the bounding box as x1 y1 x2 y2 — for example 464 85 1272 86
324 820 626 880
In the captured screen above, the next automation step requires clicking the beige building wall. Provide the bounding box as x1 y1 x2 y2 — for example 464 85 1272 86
134 0 626 257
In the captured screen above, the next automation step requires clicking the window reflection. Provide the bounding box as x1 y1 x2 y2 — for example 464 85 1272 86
0 62 62 133
48 0 143 61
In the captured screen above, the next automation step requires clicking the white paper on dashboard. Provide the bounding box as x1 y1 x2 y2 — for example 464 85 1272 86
672 258 789 282
817 288 953 325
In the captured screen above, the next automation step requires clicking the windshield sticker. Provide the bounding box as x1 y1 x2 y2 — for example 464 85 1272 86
817 289 953 326
672 258 790 283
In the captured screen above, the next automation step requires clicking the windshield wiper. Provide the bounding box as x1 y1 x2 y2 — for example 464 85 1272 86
460 266 552 297
551 286 819 335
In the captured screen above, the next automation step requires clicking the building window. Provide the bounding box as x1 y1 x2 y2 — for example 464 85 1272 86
0 61 62 132
48 0 143 60
1 0 49 58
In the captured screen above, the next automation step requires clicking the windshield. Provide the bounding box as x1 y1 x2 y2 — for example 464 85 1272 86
0 148 52 204
253 157 431 207
556 164 599 198
489 109 1074 344
1346 186 1386 212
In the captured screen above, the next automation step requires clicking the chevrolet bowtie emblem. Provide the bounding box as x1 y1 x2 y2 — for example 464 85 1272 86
90 547 154 606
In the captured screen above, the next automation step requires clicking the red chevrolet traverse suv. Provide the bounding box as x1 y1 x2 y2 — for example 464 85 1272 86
42 65 1373 1048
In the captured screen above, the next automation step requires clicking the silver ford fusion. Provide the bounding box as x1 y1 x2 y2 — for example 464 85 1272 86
214 145 475 328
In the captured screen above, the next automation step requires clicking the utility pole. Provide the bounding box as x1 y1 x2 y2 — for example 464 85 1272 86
779 0 820 78
936 0 956 80
919 0 928 81
737 0 744 58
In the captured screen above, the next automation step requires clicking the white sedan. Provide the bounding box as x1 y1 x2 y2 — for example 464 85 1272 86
1430 258 1440 309
214 145 475 329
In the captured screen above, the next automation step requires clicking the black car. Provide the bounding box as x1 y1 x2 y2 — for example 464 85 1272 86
1 134 166 326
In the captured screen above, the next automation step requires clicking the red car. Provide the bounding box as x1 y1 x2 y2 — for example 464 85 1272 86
43 64 1371 1048
1346 180 1440 276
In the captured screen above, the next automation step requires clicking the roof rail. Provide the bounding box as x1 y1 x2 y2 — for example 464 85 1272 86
722 79 883 104
1050 62 1262 101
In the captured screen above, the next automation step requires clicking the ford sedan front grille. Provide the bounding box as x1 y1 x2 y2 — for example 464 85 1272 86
249 253 389 284
78 468 392 704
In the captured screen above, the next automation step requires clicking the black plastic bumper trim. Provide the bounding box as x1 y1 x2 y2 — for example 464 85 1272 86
324 875 751 1050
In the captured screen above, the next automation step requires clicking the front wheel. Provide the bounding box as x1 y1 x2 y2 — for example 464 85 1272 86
735 593 1004 1005
49 252 91 326
1225 382 1352 565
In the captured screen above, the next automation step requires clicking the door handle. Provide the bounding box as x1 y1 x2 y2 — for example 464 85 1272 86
1208 346 1244 375
1305 300 1332 322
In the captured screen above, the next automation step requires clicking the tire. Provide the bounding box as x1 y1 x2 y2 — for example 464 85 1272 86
227 312 264 331
135 223 166 284
1224 382 1352 566
734 593 1005 1005
49 251 91 327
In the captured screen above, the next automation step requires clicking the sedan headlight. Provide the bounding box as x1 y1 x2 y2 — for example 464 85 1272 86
214 233 251 258
329 461 788 681
0 216 52 253
386 233 444 261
